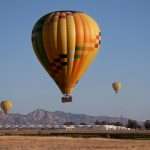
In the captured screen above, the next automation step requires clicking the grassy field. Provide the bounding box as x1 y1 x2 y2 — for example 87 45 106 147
0 129 150 139
0 136 150 150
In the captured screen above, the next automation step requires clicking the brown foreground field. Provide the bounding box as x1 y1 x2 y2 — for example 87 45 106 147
0 136 150 150
0 130 150 150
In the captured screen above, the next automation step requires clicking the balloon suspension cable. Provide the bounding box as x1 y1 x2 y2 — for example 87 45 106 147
62 94 72 103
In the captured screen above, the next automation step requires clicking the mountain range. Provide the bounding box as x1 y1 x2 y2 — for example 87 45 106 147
0 109 132 126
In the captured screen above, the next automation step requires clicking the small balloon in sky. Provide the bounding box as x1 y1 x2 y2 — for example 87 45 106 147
0 100 13 114
112 82 122 94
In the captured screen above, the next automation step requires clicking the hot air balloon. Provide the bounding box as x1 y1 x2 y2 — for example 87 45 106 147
31 11 101 102
0 100 13 114
112 82 122 94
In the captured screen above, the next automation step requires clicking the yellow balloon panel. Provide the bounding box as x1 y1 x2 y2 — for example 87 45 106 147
31 11 101 95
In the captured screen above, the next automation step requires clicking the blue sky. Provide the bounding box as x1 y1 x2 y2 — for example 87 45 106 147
0 0 150 121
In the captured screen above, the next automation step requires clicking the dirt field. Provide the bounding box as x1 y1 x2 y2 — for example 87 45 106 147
0 136 150 150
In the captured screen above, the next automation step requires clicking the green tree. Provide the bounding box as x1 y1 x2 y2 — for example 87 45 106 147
101 121 107 125
64 122 76 125
80 122 86 125
144 120 150 130
95 120 101 125
126 119 141 129
113 121 123 126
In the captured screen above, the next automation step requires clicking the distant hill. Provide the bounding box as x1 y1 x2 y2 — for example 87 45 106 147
0 109 133 126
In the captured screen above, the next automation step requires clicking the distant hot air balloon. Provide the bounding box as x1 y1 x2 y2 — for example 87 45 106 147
0 100 13 114
31 10 101 102
112 82 122 94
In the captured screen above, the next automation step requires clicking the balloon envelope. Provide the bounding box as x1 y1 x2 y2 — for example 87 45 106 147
31 11 101 96
0 100 13 114
112 82 122 94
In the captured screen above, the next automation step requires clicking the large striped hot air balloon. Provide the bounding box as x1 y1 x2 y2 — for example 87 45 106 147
31 11 101 102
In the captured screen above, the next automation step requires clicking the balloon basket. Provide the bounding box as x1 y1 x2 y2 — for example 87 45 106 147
62 95 72 103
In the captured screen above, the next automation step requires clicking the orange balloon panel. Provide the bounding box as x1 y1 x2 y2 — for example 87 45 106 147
32 11 101 95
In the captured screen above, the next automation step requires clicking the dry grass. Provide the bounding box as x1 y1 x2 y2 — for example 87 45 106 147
0 129 150 136
0 136 149 150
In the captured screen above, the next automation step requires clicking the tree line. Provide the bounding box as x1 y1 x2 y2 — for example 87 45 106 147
95 119 150 130
64 120 150 130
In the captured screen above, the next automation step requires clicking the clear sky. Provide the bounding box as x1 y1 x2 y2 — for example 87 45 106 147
0 0 150 121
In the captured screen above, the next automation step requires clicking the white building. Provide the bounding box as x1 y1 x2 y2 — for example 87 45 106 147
63 125 76 130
